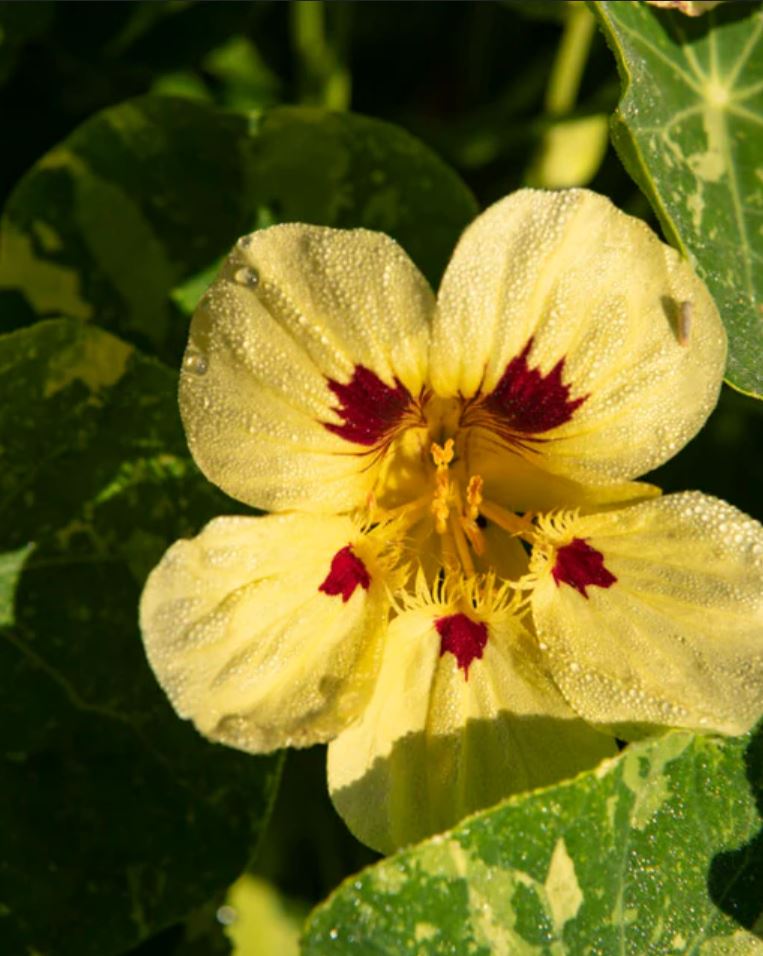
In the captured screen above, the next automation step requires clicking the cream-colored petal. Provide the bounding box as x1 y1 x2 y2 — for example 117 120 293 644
468 424 661 514
328 608 615 853
139 513 390 753
531 493 763 738
181 225 435 512
432 189 726 484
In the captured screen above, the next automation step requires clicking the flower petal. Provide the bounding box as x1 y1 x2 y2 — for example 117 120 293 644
139 513 390 752
328 608 616 853
181 225 434 512
530 493 763 738
432 189 726 484
472 428 661 514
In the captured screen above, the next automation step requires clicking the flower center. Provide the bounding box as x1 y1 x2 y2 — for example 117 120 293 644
363 396 537 581
321 344 589 581
429 437 483 576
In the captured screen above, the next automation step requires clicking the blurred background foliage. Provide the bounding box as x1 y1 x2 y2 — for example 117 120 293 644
1 2 760 953
0 1 633 211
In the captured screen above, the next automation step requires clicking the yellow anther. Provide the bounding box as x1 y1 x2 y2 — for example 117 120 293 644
431 438 455 470
431 471 452 534
466 474 483 520
432 500 450 535
450 513 476 577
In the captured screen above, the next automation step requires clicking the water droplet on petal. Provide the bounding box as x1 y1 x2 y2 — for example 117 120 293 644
183 350 208 375
216 905 237 925
234 266 259 288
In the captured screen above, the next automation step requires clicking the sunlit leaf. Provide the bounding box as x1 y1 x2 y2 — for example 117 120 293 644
594 0 763 397
303 729 763 954
0 97 478 364
0 319 282 956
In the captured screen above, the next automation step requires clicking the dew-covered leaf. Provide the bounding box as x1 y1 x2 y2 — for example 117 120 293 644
0 97 477 363
0 319 282 956
303 729 763 954
593 0 763 397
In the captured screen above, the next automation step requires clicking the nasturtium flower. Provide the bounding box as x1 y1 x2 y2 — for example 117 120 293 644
645 1 725 16
140 188 763 853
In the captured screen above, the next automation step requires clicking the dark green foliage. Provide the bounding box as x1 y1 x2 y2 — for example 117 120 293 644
1 4 761 953
0 99 477 364
0 321 281 955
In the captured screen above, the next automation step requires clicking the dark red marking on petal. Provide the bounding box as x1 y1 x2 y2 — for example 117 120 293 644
319 546 371 602
483 338 587 435
323 365 413 446
552 538 617 598
435 613 488 680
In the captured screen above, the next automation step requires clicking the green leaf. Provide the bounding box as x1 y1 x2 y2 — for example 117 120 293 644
593 0 763 398
0 319 281 956
302 729 763 954
249 107 477 290
202 35 282 110
0 97 478 364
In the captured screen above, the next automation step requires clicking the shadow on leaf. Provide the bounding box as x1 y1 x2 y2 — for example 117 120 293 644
330 711 615 854
645 0 758 44
708 720 763 938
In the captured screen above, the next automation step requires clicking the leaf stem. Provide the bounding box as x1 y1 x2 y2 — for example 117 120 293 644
291 1 352 110
545 2 596 116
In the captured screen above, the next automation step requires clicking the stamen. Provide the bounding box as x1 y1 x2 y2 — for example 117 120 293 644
460 474 486 556
465 475 483 520
429 440 485 575
460 515 486 556
439 530 460 573
449 513 476 578
371 493 431 528
431 439 455 468
431 474 451 535
479 499 536 541
430 439 455 535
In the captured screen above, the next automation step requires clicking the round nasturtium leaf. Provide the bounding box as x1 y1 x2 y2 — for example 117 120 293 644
0 319 282 956
594 0 763 398
303 729 763 954
0 97 478 365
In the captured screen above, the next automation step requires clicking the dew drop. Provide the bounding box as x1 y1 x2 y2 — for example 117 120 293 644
235 266 259 288
183 351 208 375
216 905 237 926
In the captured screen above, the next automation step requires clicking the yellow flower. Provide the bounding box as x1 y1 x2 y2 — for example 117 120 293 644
644 1 725 16
140 189 763 853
